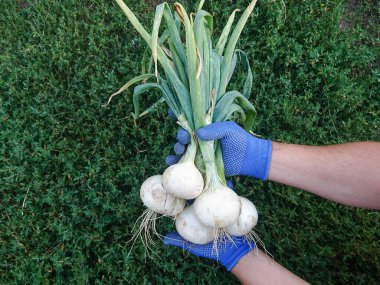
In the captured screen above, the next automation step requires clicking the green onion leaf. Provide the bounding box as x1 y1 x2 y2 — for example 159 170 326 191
213 90 256 131
215 9 240 56
218 0 257 98
152 3 166 78
104 73 155 107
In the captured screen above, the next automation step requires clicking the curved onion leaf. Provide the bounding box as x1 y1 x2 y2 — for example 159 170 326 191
225 103 246 122
215 9 240 56
213 91 256 131
139 97 165 118
132 83 162 119
103 73 155 107
194 10 213 39
218 0 257 98
226 49 253 99
152 3 165 78
238 50 253 99
132 82 180 119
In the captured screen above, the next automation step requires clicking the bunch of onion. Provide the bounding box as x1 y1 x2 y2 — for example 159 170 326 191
107 0 261 249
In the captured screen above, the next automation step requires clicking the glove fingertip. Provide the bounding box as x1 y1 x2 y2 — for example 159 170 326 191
197 121 237 141
196 125 221 141
195 128 208 141
177 128 191 145
174 142 186 155
165 155 181 166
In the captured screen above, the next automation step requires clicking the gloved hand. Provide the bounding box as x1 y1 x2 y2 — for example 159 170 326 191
197 121 272 180
164 232 255 271
166 113 273 180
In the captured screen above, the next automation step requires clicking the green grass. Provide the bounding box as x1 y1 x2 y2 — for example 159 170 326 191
1 0 379 284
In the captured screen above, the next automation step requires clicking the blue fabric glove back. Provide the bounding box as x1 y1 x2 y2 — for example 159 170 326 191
164 232 255 271
197 121 272 180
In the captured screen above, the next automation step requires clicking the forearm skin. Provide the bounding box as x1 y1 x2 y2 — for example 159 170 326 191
268 142 380 209
231 249 309 285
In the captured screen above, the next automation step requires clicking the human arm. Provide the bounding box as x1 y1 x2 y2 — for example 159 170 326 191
164 232 309 285
232 249 309 285
268 141 380 209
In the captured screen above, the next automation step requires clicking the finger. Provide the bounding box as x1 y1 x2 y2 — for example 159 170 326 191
174 142 186 155
196 121 237 141
226 180 234 190
165 155 181 166
177 128 191 145
168 108 177 119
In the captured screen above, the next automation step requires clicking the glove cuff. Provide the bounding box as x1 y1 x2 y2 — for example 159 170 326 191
241 138 273 180
262 140 273 180
221 241 255 271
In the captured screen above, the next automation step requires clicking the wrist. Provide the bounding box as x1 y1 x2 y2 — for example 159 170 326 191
218 237 256 271
262 139 273 180
230 250 253 274
222 242 255 271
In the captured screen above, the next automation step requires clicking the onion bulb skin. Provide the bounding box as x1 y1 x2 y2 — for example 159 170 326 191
194 184 241 228
140 175 185 216
225 196 258 236
176 205 215 244
163 161 204 199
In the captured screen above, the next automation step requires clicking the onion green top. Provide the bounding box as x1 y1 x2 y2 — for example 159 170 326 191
111 0 258 185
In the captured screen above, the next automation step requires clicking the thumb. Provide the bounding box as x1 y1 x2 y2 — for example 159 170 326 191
196 121 237 141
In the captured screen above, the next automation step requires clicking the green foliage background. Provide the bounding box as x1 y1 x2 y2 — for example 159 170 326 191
1 0 379 284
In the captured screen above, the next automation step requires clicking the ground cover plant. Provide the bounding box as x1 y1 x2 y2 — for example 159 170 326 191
1 0 379 284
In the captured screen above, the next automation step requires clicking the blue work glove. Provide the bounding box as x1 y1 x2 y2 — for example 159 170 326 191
197 121 272 180
164 232 255 271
